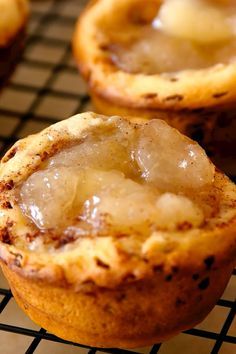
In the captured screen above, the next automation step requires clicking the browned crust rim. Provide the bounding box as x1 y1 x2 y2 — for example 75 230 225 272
0 112 236 289
73 0 236 111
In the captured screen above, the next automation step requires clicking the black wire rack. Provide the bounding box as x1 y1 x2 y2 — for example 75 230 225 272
0 1 235 353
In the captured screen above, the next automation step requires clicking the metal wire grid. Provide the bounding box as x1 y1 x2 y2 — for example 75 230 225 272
0 0 235 353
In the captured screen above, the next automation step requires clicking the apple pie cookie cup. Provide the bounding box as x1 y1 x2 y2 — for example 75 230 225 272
0 112 235 348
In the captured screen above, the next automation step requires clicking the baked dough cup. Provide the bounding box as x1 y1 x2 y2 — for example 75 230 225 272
0 0 29 87
0 112 236 348
73 0 236 167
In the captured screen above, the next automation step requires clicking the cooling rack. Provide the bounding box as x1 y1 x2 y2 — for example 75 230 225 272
0 1 235 353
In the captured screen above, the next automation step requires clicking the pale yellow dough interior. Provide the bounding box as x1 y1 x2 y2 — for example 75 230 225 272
110 0 236 74
19 118 215 248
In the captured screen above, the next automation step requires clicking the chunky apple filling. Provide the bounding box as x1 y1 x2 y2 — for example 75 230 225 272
110 0 236 74
19 118 215 247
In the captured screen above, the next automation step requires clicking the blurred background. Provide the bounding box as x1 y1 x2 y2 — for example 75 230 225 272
0 0 91 160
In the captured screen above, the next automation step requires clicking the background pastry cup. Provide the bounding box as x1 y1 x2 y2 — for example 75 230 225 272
0 0 29 88
73 0 236 174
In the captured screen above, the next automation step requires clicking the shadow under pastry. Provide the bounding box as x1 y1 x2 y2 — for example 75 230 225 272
0 27 27 89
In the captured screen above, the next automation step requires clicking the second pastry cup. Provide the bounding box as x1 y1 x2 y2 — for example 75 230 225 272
0 0 29 88
73 0 236 163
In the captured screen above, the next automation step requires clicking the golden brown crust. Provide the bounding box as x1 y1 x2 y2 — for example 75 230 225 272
2 260 234 348
0 112 236 290
73 0 236 111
